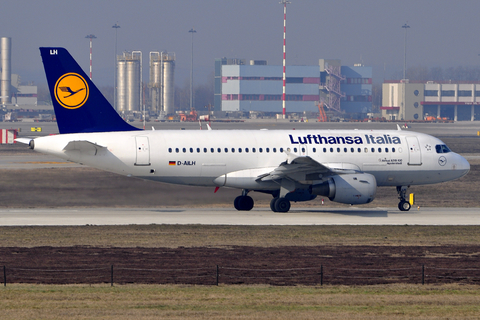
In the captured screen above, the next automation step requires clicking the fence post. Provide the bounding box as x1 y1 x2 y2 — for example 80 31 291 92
3 266 5 287
111 265 114 287
422 264 425 285
216 265 219 286
320 265 323 286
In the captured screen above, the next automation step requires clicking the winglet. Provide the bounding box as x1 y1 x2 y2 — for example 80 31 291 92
40 47 140 134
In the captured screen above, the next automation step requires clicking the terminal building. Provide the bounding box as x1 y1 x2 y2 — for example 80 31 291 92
381 81 480 121
214 58 372 117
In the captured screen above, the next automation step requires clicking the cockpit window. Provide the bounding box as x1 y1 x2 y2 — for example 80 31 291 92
436 144 451 154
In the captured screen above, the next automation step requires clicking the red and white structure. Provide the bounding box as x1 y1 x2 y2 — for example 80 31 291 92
280 0 290 119
85 34 97 80
0 129 17 144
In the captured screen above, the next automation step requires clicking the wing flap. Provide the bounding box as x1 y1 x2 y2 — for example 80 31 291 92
258 151 361 182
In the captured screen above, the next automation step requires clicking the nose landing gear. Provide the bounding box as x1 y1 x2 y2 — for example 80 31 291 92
397 186 411 211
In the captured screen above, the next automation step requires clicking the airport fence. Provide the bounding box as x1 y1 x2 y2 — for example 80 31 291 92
3 264 480 286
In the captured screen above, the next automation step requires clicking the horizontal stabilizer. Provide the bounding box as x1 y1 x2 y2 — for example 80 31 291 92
15 138 33 145
63 140 106 155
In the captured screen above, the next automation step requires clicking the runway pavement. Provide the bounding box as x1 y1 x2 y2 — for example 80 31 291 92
0 207 478 226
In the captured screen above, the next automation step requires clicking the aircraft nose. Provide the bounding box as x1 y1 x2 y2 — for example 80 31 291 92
454 154 470 178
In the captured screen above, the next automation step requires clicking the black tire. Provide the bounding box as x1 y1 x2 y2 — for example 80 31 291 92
234 195 254 211
240 196 254 211
398 200 411 211
270 198 278 212
274 198 291 213
234 196 242 210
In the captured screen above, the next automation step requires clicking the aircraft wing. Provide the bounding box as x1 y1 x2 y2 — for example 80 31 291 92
257 151 358 182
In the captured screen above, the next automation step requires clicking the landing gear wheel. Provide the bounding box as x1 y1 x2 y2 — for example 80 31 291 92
274 198 291 213
398 200 411 211
234 195 254 211
270 198 278 212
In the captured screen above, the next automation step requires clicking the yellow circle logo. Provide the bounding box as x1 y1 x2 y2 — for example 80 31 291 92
54 73 89 109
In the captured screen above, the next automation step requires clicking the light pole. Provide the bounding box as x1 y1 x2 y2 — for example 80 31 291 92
85 34 97 80
280 0 290 119
189 28 196 111
112 23 120 111
401 23 410 120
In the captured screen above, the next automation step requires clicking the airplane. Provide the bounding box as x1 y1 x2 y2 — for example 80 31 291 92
16 47 470 212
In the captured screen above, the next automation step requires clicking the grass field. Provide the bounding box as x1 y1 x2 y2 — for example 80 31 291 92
2 284 480 319
1 224 480 247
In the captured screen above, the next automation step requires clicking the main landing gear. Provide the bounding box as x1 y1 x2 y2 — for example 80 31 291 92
397 186 411 211
270 197 291 213
234 190 254 211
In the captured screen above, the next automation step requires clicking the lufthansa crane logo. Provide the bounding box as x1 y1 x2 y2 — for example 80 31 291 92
54 73 89 109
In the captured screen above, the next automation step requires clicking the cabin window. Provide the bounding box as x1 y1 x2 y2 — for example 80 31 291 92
385 148 389 153
225 148 228 153
364 148 368 153
203 148 207 153
266 148 270 153
197 148 200 153
168 148 172 153
312 147 316 153
273 148 276 153
337 148 341 153
324 148 327 153
175 148 179 153
330 148 333 153
246 148 249 153
344 148 347 153
211 148 214 153
239 148 242 153
358 148 361 153
378 148 382 153
392 148 396 153
183 148 186 153
280 147 284 153
217 148 221 153
231 148 235 153
190 148 193 153
252 148 256 153
351 148 354 153
259 148 263 153
293 148 297 153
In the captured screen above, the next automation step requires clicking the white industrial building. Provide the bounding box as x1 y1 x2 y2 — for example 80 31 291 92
382 81 480 121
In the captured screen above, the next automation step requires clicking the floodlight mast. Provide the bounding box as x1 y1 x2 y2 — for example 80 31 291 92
85 34 97 80
280 0 290 119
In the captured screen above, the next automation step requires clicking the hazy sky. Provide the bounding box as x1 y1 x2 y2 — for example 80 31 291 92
4 0 480 86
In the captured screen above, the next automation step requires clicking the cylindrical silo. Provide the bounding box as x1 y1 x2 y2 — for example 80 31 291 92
149 52 175 116
149 52 161 114
116 52 141 112
1 37 11 105
116 58 126 112
162 56 175 115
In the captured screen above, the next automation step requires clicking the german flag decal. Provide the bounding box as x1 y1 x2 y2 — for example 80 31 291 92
169 161 176 166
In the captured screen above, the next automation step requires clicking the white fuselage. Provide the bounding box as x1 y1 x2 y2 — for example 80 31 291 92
30 129 470 192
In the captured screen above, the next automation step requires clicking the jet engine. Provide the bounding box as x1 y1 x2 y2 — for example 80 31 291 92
310 173 376 205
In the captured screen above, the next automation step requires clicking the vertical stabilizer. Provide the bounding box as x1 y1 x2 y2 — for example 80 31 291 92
40 47 140 134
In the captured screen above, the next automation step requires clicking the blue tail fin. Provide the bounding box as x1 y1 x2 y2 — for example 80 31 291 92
40 47 140 134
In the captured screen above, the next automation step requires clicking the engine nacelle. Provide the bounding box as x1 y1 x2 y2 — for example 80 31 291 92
310 173 376 205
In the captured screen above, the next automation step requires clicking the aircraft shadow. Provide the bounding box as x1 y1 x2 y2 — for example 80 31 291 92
296 208 390 217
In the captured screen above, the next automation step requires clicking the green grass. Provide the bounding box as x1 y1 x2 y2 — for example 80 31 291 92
1 284 480 319
1 225 480 247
